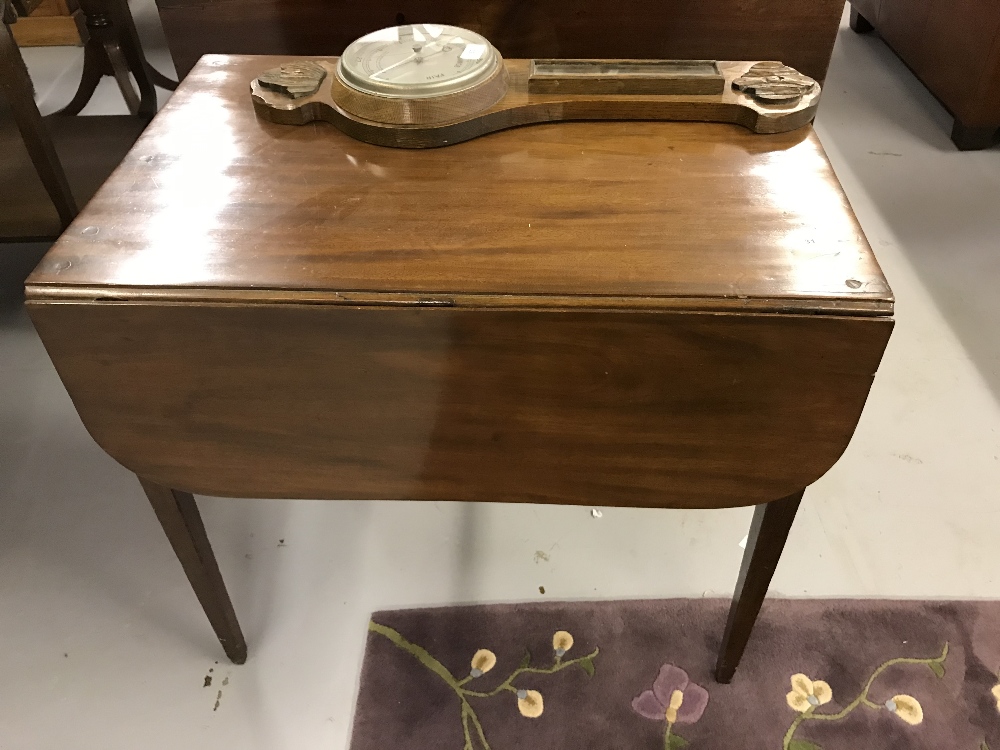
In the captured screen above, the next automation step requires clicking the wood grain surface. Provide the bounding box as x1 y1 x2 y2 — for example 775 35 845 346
27 55 889 313
26 0 78 16
28 302 893 508
252 59 821 147
9 9 83 46
152 0 846 84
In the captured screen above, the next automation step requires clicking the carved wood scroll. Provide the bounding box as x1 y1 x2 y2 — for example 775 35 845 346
256 60 327 99
731 61 818 104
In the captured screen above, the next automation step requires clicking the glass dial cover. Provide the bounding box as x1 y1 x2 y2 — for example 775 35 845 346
337 24 500 99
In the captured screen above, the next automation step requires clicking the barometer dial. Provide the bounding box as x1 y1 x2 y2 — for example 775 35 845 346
337 24 501 98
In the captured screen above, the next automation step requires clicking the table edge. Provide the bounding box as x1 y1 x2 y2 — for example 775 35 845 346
24 284 894 316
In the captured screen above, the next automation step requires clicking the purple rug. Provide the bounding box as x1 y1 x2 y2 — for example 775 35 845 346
349 599 1000 750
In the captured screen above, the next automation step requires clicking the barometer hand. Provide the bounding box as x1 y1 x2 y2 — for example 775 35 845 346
370 37 461 81
369 52 420 80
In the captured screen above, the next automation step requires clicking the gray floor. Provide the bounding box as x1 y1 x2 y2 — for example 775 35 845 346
2 7 1000 750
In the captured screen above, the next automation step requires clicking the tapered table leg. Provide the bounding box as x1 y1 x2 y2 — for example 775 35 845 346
715 490 803 683
138 478 247 664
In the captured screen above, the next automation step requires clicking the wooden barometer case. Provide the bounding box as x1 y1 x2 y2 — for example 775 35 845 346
250 23 822 147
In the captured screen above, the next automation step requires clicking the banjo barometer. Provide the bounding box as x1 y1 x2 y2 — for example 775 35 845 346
251 23 821 148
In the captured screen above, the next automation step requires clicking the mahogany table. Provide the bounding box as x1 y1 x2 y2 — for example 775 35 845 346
25 55 894 683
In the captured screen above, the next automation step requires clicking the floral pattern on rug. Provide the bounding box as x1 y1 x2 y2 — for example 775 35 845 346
632 664 708 748
779 644 947 749
350 600 1000 750
370 621 599 750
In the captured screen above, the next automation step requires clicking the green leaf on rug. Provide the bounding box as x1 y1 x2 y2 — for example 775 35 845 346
577 656 595 677
928 661 945 678
666 734 689 749
981 742 989 750
788 741 823 750
519 650 531 669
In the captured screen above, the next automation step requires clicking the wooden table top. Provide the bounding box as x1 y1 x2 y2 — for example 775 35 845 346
27 55 891 316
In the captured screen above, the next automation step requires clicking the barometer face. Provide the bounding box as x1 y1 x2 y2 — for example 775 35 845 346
337 24 500 99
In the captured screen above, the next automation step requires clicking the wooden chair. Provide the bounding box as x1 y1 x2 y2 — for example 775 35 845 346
0 0 77 229
55 0 177 120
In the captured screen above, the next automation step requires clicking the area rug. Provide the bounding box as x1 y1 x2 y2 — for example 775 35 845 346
349 599 1000 750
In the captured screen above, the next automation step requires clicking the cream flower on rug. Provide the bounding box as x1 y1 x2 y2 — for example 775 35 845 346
553 631 574 657
992 684 1000 712
516 689 544 718
469 649 496 678
786 673 833 712
885 694 923 725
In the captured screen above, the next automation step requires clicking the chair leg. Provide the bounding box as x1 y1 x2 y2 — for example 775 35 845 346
0 19 77 227
56 0 160 119
102 37 141 115
101 0 158 118
138 477 247 664
148 64 178 91
715 490 803 683
849 6 875 34
54 35 104 116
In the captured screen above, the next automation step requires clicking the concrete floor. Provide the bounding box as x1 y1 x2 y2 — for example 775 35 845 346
2 6 999 750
